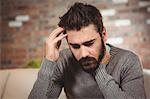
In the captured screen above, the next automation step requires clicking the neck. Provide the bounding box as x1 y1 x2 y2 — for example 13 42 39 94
100 44 111 65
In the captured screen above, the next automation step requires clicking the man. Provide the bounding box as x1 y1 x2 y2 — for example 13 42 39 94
28 2 146 99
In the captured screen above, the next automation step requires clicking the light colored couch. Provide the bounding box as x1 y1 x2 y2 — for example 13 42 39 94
143 69 150 99
0 69 66 99
0 68 150 99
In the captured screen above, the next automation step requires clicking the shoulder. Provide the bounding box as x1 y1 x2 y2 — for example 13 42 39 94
109 44 142 71
110 44 139 61
110 45 142 74
109 45 143 77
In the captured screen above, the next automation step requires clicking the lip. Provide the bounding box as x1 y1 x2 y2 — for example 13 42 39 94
81 60 94 66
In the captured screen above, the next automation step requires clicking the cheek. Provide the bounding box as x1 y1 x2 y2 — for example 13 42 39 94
70 47 80 61
89 43 101 60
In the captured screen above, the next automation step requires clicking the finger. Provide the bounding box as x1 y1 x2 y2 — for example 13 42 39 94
49 27 64 39
52 34 67 45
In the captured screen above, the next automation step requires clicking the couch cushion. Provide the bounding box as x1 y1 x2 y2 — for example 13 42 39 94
1 69 66 99
0 70 10 99
143 69 150 99
2 69 39 99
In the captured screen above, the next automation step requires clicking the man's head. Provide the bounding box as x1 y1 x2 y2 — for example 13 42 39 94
58 2 107 73
58 2 103 36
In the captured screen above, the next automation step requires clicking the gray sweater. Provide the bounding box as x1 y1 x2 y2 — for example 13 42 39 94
28 44 146 99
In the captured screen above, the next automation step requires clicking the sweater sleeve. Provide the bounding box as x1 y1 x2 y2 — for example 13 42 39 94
94 53 146 99
28 58 64 99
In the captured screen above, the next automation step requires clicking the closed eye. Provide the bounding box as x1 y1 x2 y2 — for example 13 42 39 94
70 44 80 49
83 42 94 47
83 39 95 47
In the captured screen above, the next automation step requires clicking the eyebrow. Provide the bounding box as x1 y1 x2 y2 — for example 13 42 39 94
69 39 96 45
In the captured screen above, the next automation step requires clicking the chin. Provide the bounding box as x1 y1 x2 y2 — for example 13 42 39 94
82 64 98 73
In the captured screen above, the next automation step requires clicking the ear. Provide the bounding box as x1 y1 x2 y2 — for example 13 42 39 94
102 27 107 43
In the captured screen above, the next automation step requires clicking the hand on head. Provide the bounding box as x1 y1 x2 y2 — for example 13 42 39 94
45 27 67 61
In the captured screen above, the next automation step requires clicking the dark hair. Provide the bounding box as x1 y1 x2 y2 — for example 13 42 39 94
58 2 104 36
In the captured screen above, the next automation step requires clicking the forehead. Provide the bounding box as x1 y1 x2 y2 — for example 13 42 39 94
67 24 100 44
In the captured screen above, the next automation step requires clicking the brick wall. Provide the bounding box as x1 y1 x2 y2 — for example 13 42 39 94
1 0 150 69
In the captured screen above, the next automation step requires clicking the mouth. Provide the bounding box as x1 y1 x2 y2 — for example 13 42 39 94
81 60 95 67
79 57 98 72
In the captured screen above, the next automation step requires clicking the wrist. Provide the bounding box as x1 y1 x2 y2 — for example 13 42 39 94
45 56 57 62
95 64 106 74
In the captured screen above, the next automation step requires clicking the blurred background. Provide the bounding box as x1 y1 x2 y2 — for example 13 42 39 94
0 0 150 69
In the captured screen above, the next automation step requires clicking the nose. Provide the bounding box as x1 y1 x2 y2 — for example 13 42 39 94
80 46 89 58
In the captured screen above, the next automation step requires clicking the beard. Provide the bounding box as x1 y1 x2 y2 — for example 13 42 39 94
79 39 105 73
